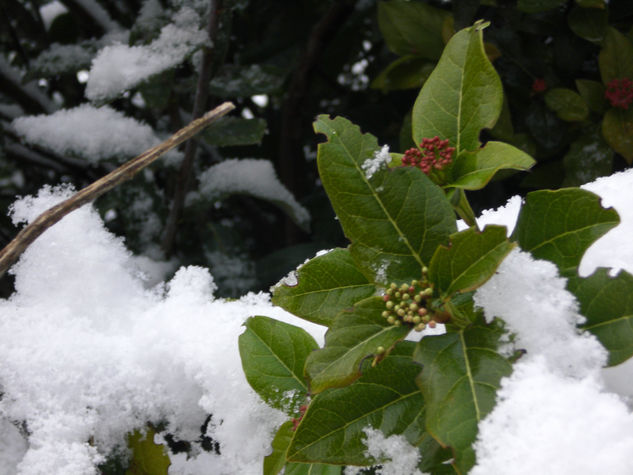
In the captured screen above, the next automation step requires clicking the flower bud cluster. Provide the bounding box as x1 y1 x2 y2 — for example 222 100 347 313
605 78 633 110
381 270 437 332
402 136 455 174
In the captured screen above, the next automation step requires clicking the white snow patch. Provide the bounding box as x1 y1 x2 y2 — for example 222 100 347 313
198 158 310 230
12 104 181 163
362 145 390 179
362 427 426 475
86 8 207 101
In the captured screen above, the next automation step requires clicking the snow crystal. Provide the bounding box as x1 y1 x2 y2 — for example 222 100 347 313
471 357 633 475
0 419 28 474
0 186 326 473
362 427 426 475
198 158 310 230
361 145 390 179
85 8 207 101
12 104 181 163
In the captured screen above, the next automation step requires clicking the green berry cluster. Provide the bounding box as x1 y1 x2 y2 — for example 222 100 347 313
381 271 437 332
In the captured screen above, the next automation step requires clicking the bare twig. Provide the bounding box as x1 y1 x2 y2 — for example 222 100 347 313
0 102 235 279
161 0 224 256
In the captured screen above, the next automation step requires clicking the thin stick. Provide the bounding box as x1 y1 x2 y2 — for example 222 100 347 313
0 101 235 278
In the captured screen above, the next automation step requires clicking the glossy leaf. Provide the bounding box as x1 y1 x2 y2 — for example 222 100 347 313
599 27 633 84
284 463 342 475
126 428 170 475
290 343 449 468
602 108 633 164
511 188 620 276
569 269 633 366
414 322 512 474
202 117 267 146
575 79 606 114
562 126 613 186
305 297 411 394
449 141 535 190
412 22 502 155
371 55 435 92
377 0 449 59
429 225 515 298
239 316 317 412
314 115 456 283
209 64 285 97
272 248 375 327
567 6 607 44
544 88 589 122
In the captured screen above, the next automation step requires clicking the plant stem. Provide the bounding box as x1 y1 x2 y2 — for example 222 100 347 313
161 0 223 257
448 188 479 229
0 102 234 279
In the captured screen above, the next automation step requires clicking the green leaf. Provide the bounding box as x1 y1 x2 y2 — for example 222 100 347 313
209 64 285 97
290 343 449 468
569 269 633 366
511 188 620 276
429 225 515 298
602 108 633 164
272 248 375 327
414 322 512 474
412 22 503 155
599 27 633 84
575 79 606 114
567 6 607 44
202 117 267 147
377 1 449 59
517 0 565 12
126 428 170 475
449 141 535 190
544 88 589 122
575 0 606 7
264 421 294 475
314 115 456 283
371 56 435 92
284 463 342 475
305 297 411 394
239 316 317 412
489 96 514 142
562 125 613 186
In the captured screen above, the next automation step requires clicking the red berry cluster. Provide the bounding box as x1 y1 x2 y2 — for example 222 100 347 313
402 136 455 174
381 270 438 332
532 78 547 93
605 78 633 110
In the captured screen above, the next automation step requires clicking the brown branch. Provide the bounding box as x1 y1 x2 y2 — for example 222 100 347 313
0 102 235 279
161 0 224 256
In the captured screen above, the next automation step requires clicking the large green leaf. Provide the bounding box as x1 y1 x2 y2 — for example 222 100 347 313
599 27 633 84
209 64 285 97
511 188 620 276
305 297 411 394
569 269 633 366
567 6 607 44
412 22 502 154
290 343 450 470
265 422 341 475
314 115 456 283
414 322 512 474
449 142 535 190
202 117 267 147
429 225 515 298
239 316 317 412
272 248 375 327
377 1 449 59
544 88 589 122
602 108 633 164
126 428 170 475
575 79 606 114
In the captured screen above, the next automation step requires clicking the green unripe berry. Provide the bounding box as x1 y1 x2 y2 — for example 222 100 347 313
411 279 419 286
414 294 422 303
390 283 397 290
387 316 396 324
409 303 418 312
400 283 409 292
422 266 428 275
394 320 402 326
382 311 390 318
386 301 394 309
402 293 410 300
386 288 393 296
397 308 406 317
376 346 385 355
415 322 426 332
413 316 421 324
395 291 401 299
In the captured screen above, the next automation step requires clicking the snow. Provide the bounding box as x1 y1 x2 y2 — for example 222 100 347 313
85 7 208 101
39 1 68 30
0 185 326 474
362 427 426 475
362 145 391 179
471 168 633 474
12 104 181 163
197 158 310 230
